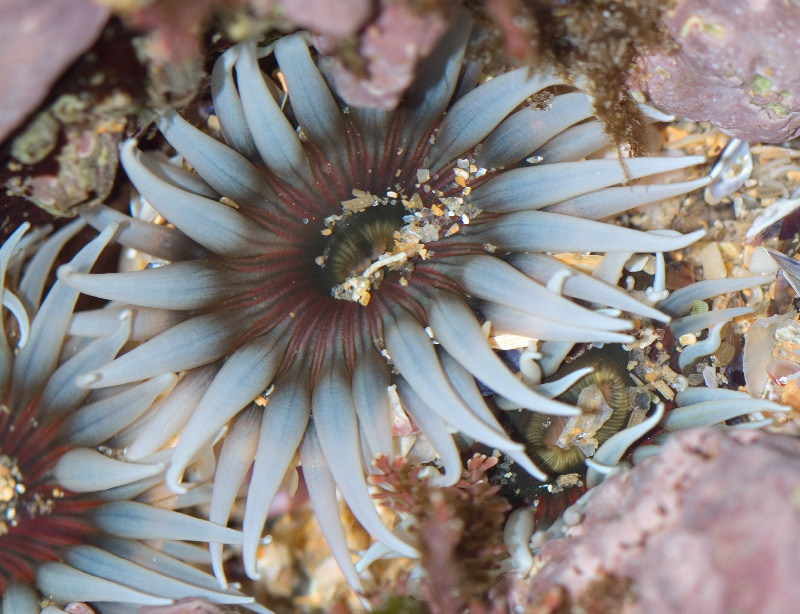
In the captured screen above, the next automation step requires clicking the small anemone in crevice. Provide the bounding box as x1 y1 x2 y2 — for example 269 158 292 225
581 274 786 486
63 16 712 591
493 270 792 579
524 348 634 478
0 222 267 614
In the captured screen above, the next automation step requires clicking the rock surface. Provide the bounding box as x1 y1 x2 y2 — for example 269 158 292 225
0 0 109 144
635 0 800 143
514 428 800 614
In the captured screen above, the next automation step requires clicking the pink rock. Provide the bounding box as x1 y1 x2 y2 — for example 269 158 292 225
635 0 800 142
280 0 371 39
0 0 109 144
516 428 800 614
316 3 449 110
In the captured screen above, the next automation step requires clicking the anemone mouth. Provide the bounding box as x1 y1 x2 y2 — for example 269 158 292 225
315 199 409 292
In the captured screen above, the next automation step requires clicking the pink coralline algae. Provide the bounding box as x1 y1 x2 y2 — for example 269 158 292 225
515 428 800 614
0 0 109 144
634 0 800 143
272 0 371 39
315 2 450 110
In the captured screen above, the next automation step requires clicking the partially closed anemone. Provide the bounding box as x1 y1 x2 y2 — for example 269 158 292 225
0 223 265 614
65 18 710 589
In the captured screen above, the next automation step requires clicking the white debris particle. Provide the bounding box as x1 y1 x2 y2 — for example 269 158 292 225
490 334 534 350
324 213 342 227
331 251 409 305
416 169 430 183
555 473 581 489
407 193 424 209
219 196 240 209
654 379 675 401
341 189 376 213
702 365 717 388
440 196 464 210
554 385 613 456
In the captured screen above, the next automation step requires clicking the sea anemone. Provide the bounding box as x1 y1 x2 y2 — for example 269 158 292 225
581 274 784 488
524 351 633 476
0 221 265 613
63 19 712 589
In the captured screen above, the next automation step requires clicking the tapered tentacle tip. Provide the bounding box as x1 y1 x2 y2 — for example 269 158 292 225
420 464 460 487
155 110 187 140
512 453 548 483
653 310 671 324
243 556 262 581
616 318 634 331
165 466 189 495
522 400 582 417
75 371 101 388
56 263 75 282
209 543 230 589
685 228 707 242
119 140 145 172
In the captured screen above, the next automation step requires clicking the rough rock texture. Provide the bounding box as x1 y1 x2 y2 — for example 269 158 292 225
635 0 800 143
276 0 371 38
315 2 450 110
0 0 109 144
514 428 800 614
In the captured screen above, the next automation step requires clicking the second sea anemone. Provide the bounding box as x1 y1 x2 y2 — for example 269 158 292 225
0 221 265 613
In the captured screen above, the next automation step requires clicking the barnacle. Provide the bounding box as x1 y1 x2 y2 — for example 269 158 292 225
64 18 712 588
0 222 265 613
